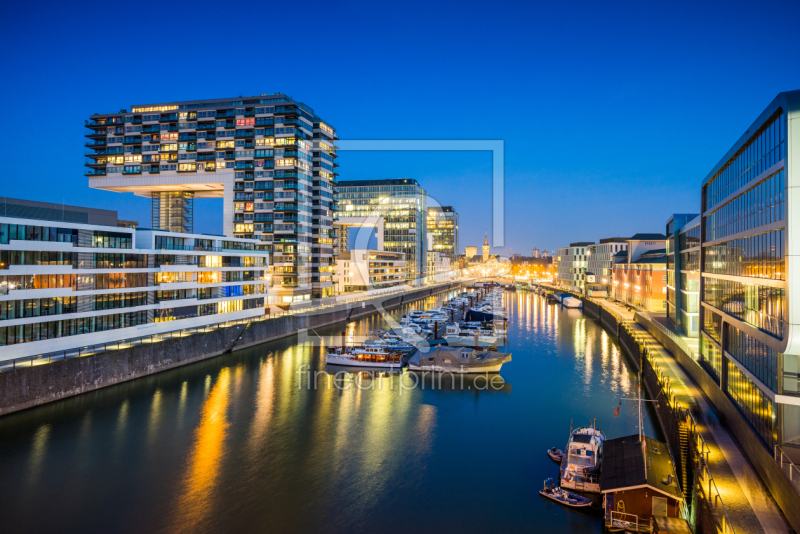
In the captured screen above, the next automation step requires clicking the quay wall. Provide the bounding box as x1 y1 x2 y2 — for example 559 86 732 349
0 283 462 417
637 314 800 534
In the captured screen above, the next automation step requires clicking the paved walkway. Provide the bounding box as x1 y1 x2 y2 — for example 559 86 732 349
628 320 792 534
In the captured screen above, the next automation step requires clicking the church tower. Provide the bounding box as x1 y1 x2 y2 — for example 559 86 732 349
482 232 490 263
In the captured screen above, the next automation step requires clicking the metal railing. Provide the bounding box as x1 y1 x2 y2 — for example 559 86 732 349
622 322 735 534
775 445 800 492
637 312 700 361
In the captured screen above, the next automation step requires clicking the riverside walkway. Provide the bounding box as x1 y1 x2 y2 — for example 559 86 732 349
595 297 792 534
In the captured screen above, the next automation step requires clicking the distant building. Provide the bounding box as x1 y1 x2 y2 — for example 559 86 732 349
611 233 668 311
334 249 405 294
426 251 453 283
465 246 477 259
556 242 594 291
532 248 540 258
337 179 426 283
482 233 490 263
586 237 628 296
426 206 458 264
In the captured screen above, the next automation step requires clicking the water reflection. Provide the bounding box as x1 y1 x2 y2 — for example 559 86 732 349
0 290 659 534
174 367 231 533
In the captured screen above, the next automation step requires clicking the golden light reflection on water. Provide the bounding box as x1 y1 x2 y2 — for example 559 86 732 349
174 367 231 534
247 357 275 453
147 389 163 450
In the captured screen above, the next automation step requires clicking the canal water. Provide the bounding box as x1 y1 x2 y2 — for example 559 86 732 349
0 290 661 534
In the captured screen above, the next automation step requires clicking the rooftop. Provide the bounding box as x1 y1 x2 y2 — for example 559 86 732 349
599 237 630 244
338 178 421 187
630 233 667 241
569 241 595 247
600 435 682 500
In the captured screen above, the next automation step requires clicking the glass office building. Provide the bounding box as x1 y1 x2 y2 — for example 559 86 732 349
336 179 427 283
427 206 459 264
666 214 700 337
699 90 799 452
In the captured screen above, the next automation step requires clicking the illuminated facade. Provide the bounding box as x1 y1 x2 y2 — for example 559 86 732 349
0 206 268 361
699 91 799 452
336 179 427 283
586 237 628 295
610 234 667 311
334 249 406 293
85 94 337 303
426 206 458 263
556 242 594 291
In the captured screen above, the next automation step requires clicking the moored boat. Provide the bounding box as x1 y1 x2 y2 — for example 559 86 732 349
560 424 605 493
407 346 511 373
539 478 592 508
326 345 404 369
547 447 564 463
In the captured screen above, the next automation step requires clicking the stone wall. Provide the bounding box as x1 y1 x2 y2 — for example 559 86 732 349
0 283 461 417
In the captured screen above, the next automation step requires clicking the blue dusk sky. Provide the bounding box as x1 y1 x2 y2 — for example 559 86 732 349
2 0 799 255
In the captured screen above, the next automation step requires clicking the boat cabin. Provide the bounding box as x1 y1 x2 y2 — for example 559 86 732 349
600 435 683 533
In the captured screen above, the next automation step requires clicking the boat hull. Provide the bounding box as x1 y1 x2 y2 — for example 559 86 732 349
406 362 507 373
326 355 403 369
443 335 498 348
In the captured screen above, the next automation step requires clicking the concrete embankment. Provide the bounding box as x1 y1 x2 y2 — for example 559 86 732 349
0 282 462 417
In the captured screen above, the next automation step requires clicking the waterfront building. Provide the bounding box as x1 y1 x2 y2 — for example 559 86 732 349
586 237 628 296
610 233 668 311
333 250 405 294
426 251 453 283
666 214 701 337
85 93 337 303
0 201 268 361
336 179 427 283
556 242 594 291
699 91 798 453
426 206 458 264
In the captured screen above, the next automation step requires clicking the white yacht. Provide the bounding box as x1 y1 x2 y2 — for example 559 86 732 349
559 425 606 493
407 346 511 373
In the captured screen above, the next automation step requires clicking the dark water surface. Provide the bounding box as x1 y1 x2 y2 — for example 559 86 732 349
0 291 661 533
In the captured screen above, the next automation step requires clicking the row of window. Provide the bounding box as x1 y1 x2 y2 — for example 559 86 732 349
0 311 148 346
93 292 147 311
705 112 785 211
703 277 785 339
703 229 785 280
727 323 780 392
0 223 77 246
727 359 777 450
705 170 785 241
0 250 77 268
0 297 77 321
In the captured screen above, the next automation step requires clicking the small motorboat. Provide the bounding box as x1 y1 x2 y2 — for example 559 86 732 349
547 447 564 463
539 478 592 508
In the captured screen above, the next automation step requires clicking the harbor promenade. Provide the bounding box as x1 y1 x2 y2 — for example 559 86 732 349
526 282 794 534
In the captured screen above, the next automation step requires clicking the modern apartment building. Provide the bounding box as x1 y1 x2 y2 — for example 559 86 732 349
586 237 628 296
426 206 459 263
0 202 268 360
334 250 405 294
336 179 427 283
699 91 798 452
85 93 337 303
556 242 594 291
426 251 453 283
666 214 701 337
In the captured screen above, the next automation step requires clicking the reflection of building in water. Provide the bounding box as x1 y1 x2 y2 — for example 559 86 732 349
175 367 231 533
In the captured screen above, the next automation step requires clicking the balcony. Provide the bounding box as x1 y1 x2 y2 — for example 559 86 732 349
85 170 107 177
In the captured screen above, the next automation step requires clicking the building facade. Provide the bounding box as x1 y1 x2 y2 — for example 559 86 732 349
666 214 701 337
85 93 337 303
426 206 458 264
426 251 453 283
336 179 427 283
334 250 405 294
586 237 628 296
482 233 490 263
0 210 268 361
699 91 799 453
610 234 667 311
556 242 594 291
